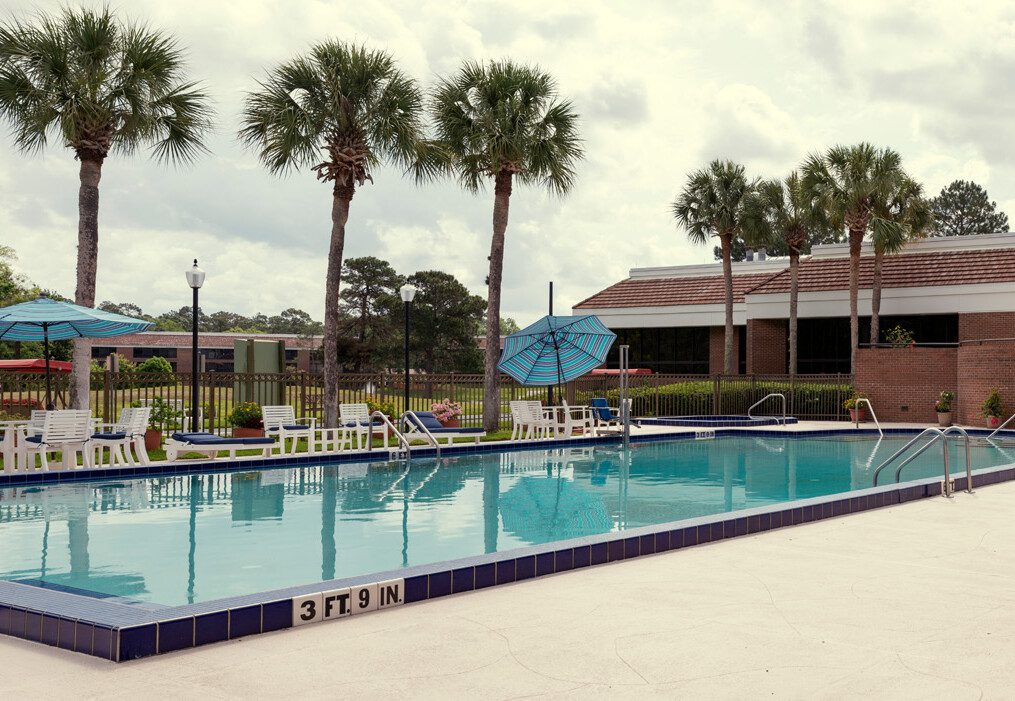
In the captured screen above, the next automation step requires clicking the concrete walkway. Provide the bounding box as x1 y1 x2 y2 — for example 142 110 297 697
5 480 1014 699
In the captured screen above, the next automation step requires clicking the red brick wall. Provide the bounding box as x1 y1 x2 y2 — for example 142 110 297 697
959 312 1015 341
747 319 787 374
709 326 741 374
855 347 957 423
957 341 1015 426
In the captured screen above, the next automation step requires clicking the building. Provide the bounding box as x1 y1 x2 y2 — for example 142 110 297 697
574 233 1015 376
90 332 322 373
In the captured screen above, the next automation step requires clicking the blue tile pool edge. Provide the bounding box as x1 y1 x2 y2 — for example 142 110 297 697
2 455 1013 662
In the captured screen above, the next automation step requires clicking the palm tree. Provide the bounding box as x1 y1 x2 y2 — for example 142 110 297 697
428 60 583 432
672 160 755 374
239 41 427 428
0 7 212 408
743 172 825 375
869 176 932 344
801 144 905 372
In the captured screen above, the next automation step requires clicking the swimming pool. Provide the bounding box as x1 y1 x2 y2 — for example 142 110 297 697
642 415 799 427
1 432 1009 606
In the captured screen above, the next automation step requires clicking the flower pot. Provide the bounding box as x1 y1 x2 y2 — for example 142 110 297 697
439 418 461 428
936 412 952 427
988 416 1001 429
848 408 868 423
144 429 163 451
234 427 265 438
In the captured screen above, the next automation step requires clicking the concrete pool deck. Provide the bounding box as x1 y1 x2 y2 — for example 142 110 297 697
4 476 1013 698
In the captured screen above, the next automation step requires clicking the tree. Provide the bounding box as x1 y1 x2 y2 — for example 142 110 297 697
929 180 1009 237
500 317 521 335
713 225 844 261
673 160 755 374
429 60 583 431
743 172 827 375
0 7 212 409
339 257 403 370
98 301 149 320
266 308 323 336
802 144 905 372
870 176 932 343
239 41 427 428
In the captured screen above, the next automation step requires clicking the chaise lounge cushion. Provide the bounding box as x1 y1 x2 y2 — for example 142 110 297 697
91 432 127 440
405 412 485 435
265 424 311 431
171 432 275 446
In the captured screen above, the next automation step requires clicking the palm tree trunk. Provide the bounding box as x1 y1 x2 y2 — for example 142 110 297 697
720 234 734 374
323 183 353 428
848 226 864 373
788 249 799 376
483 171 512 432
70 157 103 410
870 247 884 345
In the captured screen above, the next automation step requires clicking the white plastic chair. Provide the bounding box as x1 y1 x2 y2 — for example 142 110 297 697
262 405 316 454
339 403 372 450
510 401 553 440
21 410 93 471
92 406 152 467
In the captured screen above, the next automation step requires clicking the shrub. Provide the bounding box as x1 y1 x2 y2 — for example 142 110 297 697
981 389 1004 419
131 397 183 430
136 356 174 376
935 391 954 413
365 397 396 418
229 402 263 428
884 325 915 347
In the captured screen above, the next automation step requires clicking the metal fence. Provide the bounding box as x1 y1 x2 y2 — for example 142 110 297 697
0 370 854 431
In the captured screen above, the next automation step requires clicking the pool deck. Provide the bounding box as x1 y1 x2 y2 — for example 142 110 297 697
4 465 1013 698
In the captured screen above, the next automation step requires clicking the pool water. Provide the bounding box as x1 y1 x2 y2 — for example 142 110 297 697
0 434 1009 606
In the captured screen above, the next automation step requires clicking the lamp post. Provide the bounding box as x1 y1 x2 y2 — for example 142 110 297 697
185 260 205 432
400 284 417 416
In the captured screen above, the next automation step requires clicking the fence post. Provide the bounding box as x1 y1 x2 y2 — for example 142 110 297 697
102 366 112 423
713 374 721 415
299 371 308 419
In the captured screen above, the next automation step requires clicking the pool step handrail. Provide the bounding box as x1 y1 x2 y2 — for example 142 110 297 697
871 426 972 497
400 411 442 458
854 398 883 437
747 393 786 425
987 413 1015 439
368 411 413 460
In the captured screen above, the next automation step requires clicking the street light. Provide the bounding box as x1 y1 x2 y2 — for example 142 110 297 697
400 284 417 416
185 259 205 432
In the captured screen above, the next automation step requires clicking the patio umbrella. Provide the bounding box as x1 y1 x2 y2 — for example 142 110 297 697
0 295 153 409
498 314 616 402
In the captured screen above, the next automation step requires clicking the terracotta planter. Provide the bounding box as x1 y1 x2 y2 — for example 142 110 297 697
936 412 952 427
439 418 461 428
144 429 163 451
848 408 868 423
988 416 1001 429
234 427 265 438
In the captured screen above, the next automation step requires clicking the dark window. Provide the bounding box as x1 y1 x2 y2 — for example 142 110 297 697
797 318 851 374
91 346 116 359
133 347 178 359
606 327 709 374
859 314 958 346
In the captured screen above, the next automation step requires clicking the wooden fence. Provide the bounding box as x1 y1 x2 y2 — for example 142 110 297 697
0 370 854 432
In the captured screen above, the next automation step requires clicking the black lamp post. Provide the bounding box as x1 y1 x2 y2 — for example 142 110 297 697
400 283 417 415
185 260 205 432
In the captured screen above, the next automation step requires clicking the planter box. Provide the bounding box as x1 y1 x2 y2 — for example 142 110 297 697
848 409 868 423
233 427 265 438
988 416 1002 429
439 418 461 428
144 429 162 451
936 412 952 428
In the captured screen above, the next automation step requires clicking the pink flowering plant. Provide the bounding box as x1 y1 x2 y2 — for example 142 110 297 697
431 398 462 422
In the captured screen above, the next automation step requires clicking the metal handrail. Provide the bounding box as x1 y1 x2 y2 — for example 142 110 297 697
872 426 972 497
987 413 1015 439
747 393 786 425
367 411 413 459
853 398 883 437
400 411 442 458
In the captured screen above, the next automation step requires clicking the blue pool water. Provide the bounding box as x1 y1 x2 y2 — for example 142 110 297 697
0 433 1010 606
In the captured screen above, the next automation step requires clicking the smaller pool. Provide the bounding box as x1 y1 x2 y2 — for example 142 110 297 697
642 415 799 427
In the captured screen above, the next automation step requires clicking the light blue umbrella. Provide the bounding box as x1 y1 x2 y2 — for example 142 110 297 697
498 314 616 388
0 295 153 408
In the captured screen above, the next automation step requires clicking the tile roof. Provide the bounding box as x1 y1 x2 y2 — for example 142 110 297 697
99 332 322 350
748 248 1015 294
574 271 780 309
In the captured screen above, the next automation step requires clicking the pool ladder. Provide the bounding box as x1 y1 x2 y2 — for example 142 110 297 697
366 411 442 461
852 398 883 437
871 426 972 497
747 393 787 425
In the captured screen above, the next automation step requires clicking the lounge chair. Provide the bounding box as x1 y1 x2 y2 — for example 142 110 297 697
262 405 316 454
403 411 485 445
21 410 93 471
165 432 276 461
339 403 373 450
91 406 152 467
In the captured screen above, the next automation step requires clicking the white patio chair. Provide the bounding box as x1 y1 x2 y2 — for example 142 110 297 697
339 403 373 450
262 405 316 454
558 402 594 438
21 410 93 471
510 401 553 440
92 406 152 467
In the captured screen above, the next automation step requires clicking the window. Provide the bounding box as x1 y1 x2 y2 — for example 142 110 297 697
91 346 116 359
133 347 177 359
607 327 709 374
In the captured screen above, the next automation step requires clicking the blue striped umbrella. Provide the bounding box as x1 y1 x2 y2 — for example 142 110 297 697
498 315 616 387
0 295 153 407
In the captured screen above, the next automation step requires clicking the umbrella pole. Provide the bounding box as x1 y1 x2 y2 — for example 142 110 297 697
43 324 54 410
547 283 554 406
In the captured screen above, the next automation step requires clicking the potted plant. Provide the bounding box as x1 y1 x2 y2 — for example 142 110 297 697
843 393 868 423
365 398 397 435
981 388 1005 428
884 325 915 348
230 402 264 438
431 398 463 428
935 391 954 427
132 398 183 451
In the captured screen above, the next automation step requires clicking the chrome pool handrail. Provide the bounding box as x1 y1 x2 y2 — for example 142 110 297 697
987 412 1015 439
400 411 442 458
872 426 972 497
367 411 413 460
747 393 786 425
853 398 883 437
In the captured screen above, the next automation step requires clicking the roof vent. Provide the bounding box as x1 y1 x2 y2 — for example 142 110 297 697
757 248 766 261
745 248 754 262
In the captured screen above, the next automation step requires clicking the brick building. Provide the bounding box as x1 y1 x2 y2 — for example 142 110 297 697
90 331 322 373
574 233 1015 379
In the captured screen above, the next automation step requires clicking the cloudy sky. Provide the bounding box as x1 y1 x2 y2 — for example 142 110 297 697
2 0 1013 325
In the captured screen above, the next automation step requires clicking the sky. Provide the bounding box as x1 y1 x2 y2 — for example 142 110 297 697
2 0 1014 326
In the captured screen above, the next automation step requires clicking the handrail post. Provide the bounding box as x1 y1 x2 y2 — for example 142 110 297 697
942 438 952 498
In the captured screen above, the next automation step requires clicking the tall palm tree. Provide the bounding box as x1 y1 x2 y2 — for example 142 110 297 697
801 144 905 372
239 41 427 428
428 60 583 432
869 175 932 343
743 172 825 375
0 7 212 408
672 160 755 374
